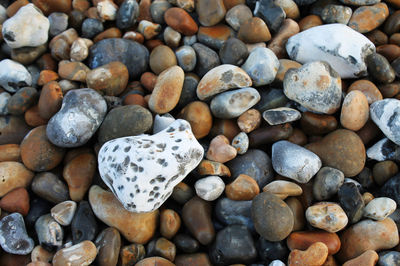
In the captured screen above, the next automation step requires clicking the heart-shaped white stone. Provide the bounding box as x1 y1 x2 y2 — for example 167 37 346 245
98 119 204 213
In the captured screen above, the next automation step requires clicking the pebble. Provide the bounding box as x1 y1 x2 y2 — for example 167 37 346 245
116 0 139 29
89 185 158 244
272 140 321 183
175 253 212 266
340 90 369 131
179 101 213 139
51 200 77 226
48 12 69 37
138 20 162 40
286 24 375 79
95 227 121 266
97 105 153 144
306 202 348 233
242 47 279 86
195 175 225 201
2 4 49 49
0 162 33 197
231 132 249 154
367 53 396 84
25 196 52 228
237 109 261 133
343 250 379 266
98 119 203 212
287 231 341 255
305 129 366 177
0 213 34 255
283 61 342 114
35 214 63 249
225 174 260 200
149 45 177 75
226 149 273 187
253 0 286 33
88 38 149 79
210 87 260 119
337 218 399 262
31 245 53 263
0 59 32 93
175 45 196 72
0 115 31 145
288 242 329 266
0 187 29 216
251 192 294 241
160 209 181 239
197 160 231 178
149 66 184 114
46 89 106 148
196 64 252 101
196 0 226 26
71 201 97 244
313 167 345 201
349 3 389 34
219 37 248 66
238 17 271 43
347 79 382 104
367 138 400 162
263 107 301 126
215 197 254 231
210 225 257 265
37 81 63 120
153 114 175 134
182 196 215 245
135 257 175 266
198 24 234 50
225 4 252 31
363 197 396 221
81 18 103 39
263 180 302 199
378 251 400 266
173 234 199 253
373 160 398 185
321 4 352 24
338 182 365 224
150 0 170 24
0 143 20 163
370 99 400 145
164 7 198 35
86 61 128 96
286 197 305 231
193 42 221 77
52 241 97 266
7 87 38 116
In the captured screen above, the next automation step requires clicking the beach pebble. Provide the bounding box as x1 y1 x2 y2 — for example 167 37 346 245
35 214 63 248
241 47 279 86
370 99 400 145
0 187 30 216
272 140 321 183
86 61 128 96
196 0 226 26
288 242 328 266
306 202 348 233
253 0 286 33
348 3 389 34
321 4 352 24
175 45 196 72
263 180 302 200
231 132 249 155
313 167 345 201
116 0 139 29
283 61 342 114
51 201 77 226
363 197 396 221
367 53 396 84
31 172 69 204
238 17 271 44
225 174 260 201
0 213 34 255
378 251 400 266
206 135 237 163
338 182 365 224
193 42 221 77
98 119 204 213
52 241 97 266
287 231 341 255
263 107 301 125
0 59 32 93
164 7 198 35
179 101 213 139
340 90 369 131
195 176 225 201
286 24 375 78
71 201 97 244
237 109 261 133
225 4 252 31
2 4 49 49
95 227 121 266
367 138 400 161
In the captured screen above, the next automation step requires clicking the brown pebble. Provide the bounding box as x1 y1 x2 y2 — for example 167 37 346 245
377 44 400 62
356 120 380 146
0 161 34 197
372 160 398 186
390 33 400 46
154 237 176 262
343 250 378 266
32 0 72 15
347 79 382 104
0 187 29 216
164 7 198 36
160 209 181 240
268 19 299 58
94 27 122 43
53 241 97 266
37 53 57 71
6 0 29 17
38 81 63 120
299 15 323 31
300 112 337 135
348 3 389 34
206 135 237 163
286 197 305 231
275 59 302 84
288 128 308 146
179 101 213 139
225 174 260 200
223 0 245 10
58 60 90 82
124 94 148 107
175 253 212 266
0 144 21 162
135 257 175 266
31 245 54 263
197 160 231 177
72 0 90 12
119 243 145 266
249 123 293 147
149 45 177 75
25 105 49 127
238 17 271 43
288 242 329 266
340 90 369 131
362 192 374 205
287 231 341 255
138 0 152 22
237 109 261 133
263 180 302 200
37 70 59 86
172 182 194 205
366 29 389 46
140 72 157 92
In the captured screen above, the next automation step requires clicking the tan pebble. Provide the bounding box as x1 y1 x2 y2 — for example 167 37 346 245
31 245 54 263
306 202 348 233
140 72 158 92
362 192 374 205
288 242 329 266
37 70 59 86
119 243 145 266
154 237 176 262
6 0 29 17
206 135 237 163
225 174 260 200
322 255 339 266
343 250 378 266
25 105 49 127
178 101 212 139
197 160 231 177
268 19 300 58
160 209 181 239
149 45 177 75
347 79 382 104
287 231 341 255
138 20 162 40
299 15 323 31
0 144 20 162
53 240 97 266
340 90 369 131
274 0 299 19
0 162 33 197
237 109 261 133
135 256 175 266
263 180 302 200
348 3 389 34
238 17 271 43
274 59 302 84
58 60 90 82
286 197 305 231
377 44 400 62
38 81 63 120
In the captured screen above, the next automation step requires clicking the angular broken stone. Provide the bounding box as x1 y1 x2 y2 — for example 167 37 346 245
98 119 204 213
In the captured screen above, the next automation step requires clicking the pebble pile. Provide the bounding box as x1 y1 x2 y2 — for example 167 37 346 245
0 0 400 265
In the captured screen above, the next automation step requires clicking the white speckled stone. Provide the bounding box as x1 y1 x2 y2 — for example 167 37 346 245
370 99 400 145
283 61 342 114
263 107 301 125
232 132 249 155
153 113 176 134
46 88 107 148
272 140 321 183
2 4 50 49
241 47 279 86
98 119 204 213
210 87 260 119
367 138 400 161
286 23 375 78
0 59 32 93
364 197 396 221
0 92 11 115
195 175 225 201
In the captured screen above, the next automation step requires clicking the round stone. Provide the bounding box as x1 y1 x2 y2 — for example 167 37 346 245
31 172 69 204
306 202 348 233
225 174 260 201
175 45 196 72
206 135 237 163
116 0 139 29
321 4 352 24
225 4 252 31
238 17 271 43
194 176 225 201
348 3 389 34
179 101 212 139
363 197 396 221
160 209 181 239
149 45 177 75
367 53 396 84
340 90 369 131
231 132 249 155
347 79 382 104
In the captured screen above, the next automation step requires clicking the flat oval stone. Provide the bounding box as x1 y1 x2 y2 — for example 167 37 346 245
210 87 260 119
363 197 396 221
98 120 204 212
31 172 69 204
95 227 121 266
287 231 341 255
116 0 139 29
241 47 279 86
53 241 97 266
149 66 184 114
46 89 106 148
195 176 225 201
337 218 399 262
347 79 382 104
348 3 389 34
175 46 196 72
286 24 375 78
89 185 158 244
149 45 177 75
238 17 271 43
321 4 352 24
340 90 369 131
173 234 199 253
306 202 348 233
164 7 198 35
367 53 396 84
197 64 252 100
179 101 212 139
196 0 226 26
370 99 400 145
35 214 63 248
272 140 321 183
97 105 153 144
283 61 342 114
51 200 77 226
88 38 149 79
251 192 294 241
263 107 301 126
0 213 34 255
313 167 344 201
0 162 34 197
0 59 32 93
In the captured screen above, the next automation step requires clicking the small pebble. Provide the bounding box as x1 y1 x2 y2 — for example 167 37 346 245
263 180 302 200
363 197 396 221
35 214 63 248
225 174 260 201
231 132 249 155
263 107 301 126
313 167 345 201
52 241 97 266
195 175 225 201
288 242 329 266
306 202 348 233
0 213 34 255
51 200 77 226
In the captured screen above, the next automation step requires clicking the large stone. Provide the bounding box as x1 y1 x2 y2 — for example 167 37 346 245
286 24 375 78
0 213 34 255
0 59 32 93
370 99 400 145
98 119 204 213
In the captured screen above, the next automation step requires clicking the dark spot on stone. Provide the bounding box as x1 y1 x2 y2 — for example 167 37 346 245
130 193 134 198
136 189 140 193
175 139 182 143
107 156 112 162
143 144 151 148
156 143 166 149
124 146 131 152
104 147 109 152
150 191 154 196
126 177 130 182
130 162 138 172
154 186 159 191
132 176 137 182
150 179 155 184
155 175 166 182
148 198 154 202
157 158 166 165
154 192 160 198
179 124 186 131
118 185 124 191
348 55 357 65
387 109 400 129
167 127 175 133
139 167 144 172
138 158 143 162
113 145 119 152
123 156 130 166
3 31 15 42
172 146 179 151
221 70 233 83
